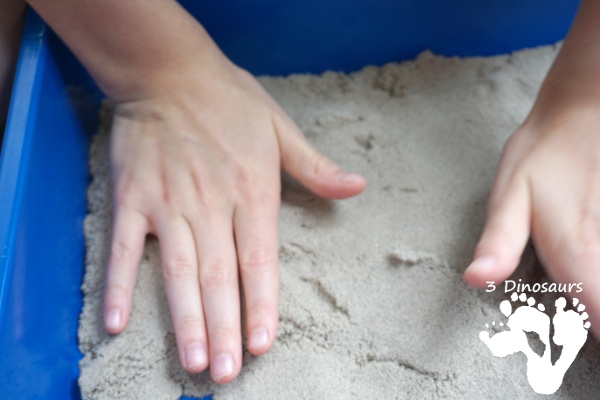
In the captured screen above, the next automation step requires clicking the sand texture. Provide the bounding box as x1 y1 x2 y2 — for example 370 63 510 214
79 45 600 399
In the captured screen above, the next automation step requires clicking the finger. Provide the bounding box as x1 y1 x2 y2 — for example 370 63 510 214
104 208 148 334
195 213 242 383
234 191 280 356
463 176 531 288
275 115 367 199
157 216 208 373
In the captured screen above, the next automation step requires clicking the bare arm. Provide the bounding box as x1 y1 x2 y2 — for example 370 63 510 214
27 0 228 101
465 0 600 336
0 0 26 129
27 0 366 383
529 0 600 119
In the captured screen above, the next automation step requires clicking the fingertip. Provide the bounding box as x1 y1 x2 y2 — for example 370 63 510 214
463 256 496 288
104 307 125 334
313 171 367 200
103 279 134 335
338 171 365 185
334 171 368 199
182 342 209 373
247 327 273 356
104 209 147 334
211 353 238 384
463 251 524 290
280 134 366 199
464 176 530 290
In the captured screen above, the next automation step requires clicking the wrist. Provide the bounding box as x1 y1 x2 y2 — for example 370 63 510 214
28 0 231 103
97 39 233 104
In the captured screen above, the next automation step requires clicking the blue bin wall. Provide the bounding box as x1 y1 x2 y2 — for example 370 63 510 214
0 1 580 398
0 13 101 399
183 0 580 75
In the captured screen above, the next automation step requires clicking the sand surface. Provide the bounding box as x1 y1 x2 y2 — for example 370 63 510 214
79 45 600 399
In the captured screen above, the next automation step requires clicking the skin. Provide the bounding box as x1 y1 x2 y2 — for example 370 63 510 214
0 0 26 132
25 0 366 384
463 0 600 339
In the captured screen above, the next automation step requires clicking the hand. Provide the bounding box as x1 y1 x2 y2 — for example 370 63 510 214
464 0 600 338
23 0 366 385
102 60 366 383
463 107 600 337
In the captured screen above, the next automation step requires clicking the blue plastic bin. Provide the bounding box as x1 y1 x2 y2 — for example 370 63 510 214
0 1 579 398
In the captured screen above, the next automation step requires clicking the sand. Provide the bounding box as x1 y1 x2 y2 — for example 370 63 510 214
79 45 600 399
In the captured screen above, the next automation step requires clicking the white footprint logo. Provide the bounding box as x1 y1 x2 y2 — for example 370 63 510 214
480 293 590 395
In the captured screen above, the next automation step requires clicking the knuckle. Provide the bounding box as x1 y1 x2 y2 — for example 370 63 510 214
233 161 253 186
163 257 197 280
208 326 239 343
240 250 275 274
104 283 131 305
310 153 331 177
502 127 534 157
199 261 235 286
502 131 521 156
110 240 133 264
113 177 141 206
557 238 595 268
565 206 600 256
478 224 511 251
241 185 280 207
194 183 228 212
176 315 205 333
246 299 276 318
105 282 130 297
232 167 273 201
569 229 600 263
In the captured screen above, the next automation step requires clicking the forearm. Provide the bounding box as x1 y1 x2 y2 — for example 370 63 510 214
531 0 600 118
26 0 228 102
0 0 26 127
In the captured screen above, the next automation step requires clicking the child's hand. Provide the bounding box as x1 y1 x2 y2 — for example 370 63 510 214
463 108 600 337
464 0 600 337
103 60 366 383
25 0 365 383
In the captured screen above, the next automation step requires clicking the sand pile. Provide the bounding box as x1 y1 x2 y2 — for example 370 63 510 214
79 45 600 399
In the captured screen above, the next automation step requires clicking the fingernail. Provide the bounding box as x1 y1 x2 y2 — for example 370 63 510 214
212 353 234 381
338 172 363 184
250 328 269 350
185 342 207 371
105 308 121 331
466 256 496 273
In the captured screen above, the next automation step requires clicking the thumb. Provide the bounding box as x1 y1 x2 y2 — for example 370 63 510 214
276 116 366 200
463 176 531 288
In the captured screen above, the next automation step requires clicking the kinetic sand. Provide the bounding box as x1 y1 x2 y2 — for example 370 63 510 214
79 45 600 399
